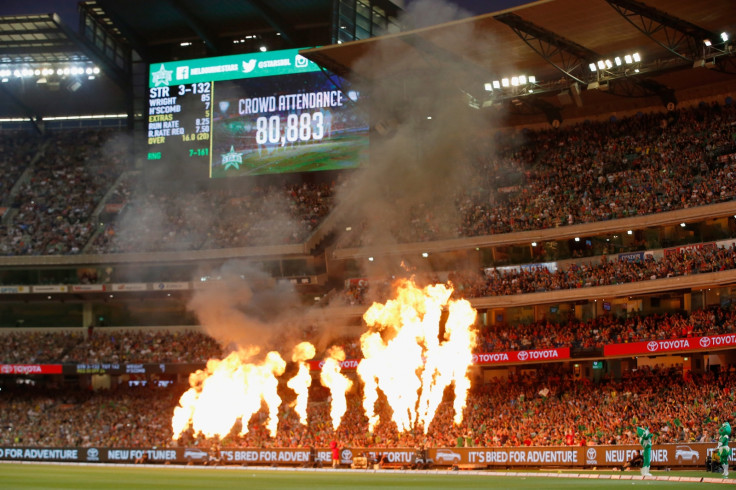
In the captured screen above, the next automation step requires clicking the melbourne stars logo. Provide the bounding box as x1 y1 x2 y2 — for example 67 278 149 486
222 146 243 170
152 64 173 86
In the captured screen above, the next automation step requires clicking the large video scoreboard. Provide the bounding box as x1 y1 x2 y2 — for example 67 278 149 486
146 48 368 178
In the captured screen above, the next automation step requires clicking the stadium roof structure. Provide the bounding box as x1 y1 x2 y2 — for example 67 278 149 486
80 0 334 61
302 0 736 124
0 12 130 124
0 0 335 124
0 14 89 64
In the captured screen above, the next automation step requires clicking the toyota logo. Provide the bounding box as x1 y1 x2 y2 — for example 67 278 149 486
0 365 12 374
647 341 659 352
340 449 352 462
700 337 711 348
517 351 529 361
472 354 478 364
586 448 597 460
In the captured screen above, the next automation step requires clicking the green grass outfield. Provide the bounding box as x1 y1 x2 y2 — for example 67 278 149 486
1 464 733 489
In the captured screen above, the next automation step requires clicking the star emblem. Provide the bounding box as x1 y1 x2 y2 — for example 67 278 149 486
222 146 243 170
152 64 173 87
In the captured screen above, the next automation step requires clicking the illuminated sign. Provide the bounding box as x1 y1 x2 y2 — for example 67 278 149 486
146 48 368 177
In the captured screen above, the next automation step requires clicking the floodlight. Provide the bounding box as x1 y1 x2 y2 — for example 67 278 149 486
597 60 605 70
632 52 640 62
721 32 729 42
604 59 613 69
484 82 493 91
511 76 519 86
519 75 527 84
624 54 633 64
501 78 510 87
529 75 536 83
492 80 500 89
589 63 597 72
614 57 622 66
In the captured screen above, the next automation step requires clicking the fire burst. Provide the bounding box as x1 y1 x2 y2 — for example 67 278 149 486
286 341 316 425
170 279 476 442
319 346 353 431
171 349 286 440
358 278 477 433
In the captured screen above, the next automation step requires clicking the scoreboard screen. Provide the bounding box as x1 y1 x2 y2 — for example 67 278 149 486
146 48 368 178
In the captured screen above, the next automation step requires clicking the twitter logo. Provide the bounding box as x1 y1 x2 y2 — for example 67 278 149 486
242 59 257 73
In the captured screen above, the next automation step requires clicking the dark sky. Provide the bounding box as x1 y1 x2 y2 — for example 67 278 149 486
1 0 533 32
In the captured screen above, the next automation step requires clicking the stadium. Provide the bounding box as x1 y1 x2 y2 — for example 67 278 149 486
1 0 736 488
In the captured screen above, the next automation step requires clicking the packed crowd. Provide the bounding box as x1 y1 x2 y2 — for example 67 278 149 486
0 330 84 364
2 365 733 451
457 103 736 236
475 305 736 352
0 131 37 200
0 329 222 364
343 101 736 246
341 243 736 304
316 304 736 356
0 384 179 448
2 302 734 364
0 101 734 256
0 129 131 255
90 180 336 253
456 243 736 298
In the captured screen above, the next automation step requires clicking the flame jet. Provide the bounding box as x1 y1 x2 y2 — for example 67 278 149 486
287 341 316 425
171 349 286 440
358 278 476 434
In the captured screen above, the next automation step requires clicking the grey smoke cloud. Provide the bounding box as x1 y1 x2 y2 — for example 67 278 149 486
176 0 508 355
188 261 358 357
333 0 504 273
